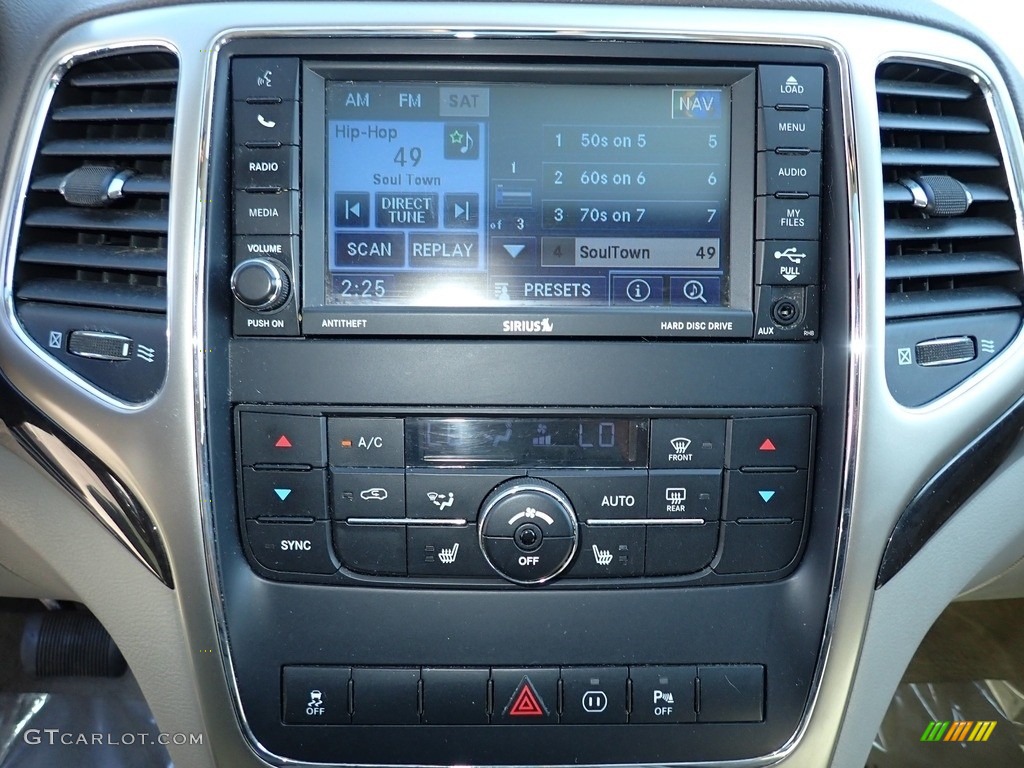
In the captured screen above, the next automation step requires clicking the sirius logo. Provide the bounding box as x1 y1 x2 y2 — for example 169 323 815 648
502 317 554 333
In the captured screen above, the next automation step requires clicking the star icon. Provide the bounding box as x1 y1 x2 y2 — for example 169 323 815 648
449 129 464 145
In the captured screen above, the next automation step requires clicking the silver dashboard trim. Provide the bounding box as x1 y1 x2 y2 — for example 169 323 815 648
2 6 1023 768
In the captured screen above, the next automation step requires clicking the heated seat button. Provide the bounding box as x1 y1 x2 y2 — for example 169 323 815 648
242 467 327 519
728 415 811 469
492 668 559 724
645 524 719 576
407 525 493 577
333 523 407 576
327 418 405 468
330 470 405 519
698 665 765 723
567 525 645 578
351 668 420 725
649 419 726 470
245 520 337 574
239 412 325 467
629 666 696 723
421 668 490 725
282 666 351 725
724 470 808 521
561 667 628 724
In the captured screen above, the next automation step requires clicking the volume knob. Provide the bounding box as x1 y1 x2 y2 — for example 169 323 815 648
231 258 290 311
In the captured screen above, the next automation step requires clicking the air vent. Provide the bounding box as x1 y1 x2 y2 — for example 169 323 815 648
11 50 177 402
877 61 1024 406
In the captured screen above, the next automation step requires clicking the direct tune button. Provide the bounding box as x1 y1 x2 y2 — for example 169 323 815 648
478 480 578 585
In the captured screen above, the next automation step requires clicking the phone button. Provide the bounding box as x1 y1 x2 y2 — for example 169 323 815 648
233 100 299 146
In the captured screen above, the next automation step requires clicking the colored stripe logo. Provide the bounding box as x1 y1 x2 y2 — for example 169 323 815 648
920 720 997 742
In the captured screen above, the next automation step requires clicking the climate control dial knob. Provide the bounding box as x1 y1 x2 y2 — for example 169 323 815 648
478 479 578 585
230 258 291 312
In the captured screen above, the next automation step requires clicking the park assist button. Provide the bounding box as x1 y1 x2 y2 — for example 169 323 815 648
328 418 404 468
650 419 726 469
629 666 696 723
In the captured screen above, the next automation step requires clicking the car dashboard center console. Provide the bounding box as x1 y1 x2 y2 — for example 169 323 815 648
187 30 852 768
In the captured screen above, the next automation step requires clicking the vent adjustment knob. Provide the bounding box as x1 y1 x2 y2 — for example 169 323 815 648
230 258 290 312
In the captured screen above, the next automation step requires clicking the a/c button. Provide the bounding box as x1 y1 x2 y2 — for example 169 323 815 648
328 418 404 467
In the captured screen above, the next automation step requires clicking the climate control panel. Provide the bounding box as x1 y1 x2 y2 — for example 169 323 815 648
236 408 814 586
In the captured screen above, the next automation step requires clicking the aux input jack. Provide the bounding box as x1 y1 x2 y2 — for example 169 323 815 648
770 297 801 327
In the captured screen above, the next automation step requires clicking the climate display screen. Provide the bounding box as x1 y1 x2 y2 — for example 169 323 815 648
324 81 731 311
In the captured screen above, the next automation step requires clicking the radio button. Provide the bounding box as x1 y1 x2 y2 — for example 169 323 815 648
406 471 511 521
760 107 822 152
758 65 824 109
239 412 325 467
728 416 811 469
234 145 299 191
233 100 299 146
648 471 722 520
235 190 299 237
645 524 719 576
757 195 820 240
566 524 645 578
232 57 299 102
333 522 407 576
532 470 647 521
649 419 725 470
328 417 405 468
756 240 819 286
331 470 405 519
245 520 337 574
757 151 821 196
408 525 494 577
242 467 327 519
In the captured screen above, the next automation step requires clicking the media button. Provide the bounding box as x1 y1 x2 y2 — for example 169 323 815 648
235 190 298 237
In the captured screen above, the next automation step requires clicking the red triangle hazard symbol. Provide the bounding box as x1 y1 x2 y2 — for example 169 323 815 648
759 438 776 452
508 678 546 717
274 435 293 448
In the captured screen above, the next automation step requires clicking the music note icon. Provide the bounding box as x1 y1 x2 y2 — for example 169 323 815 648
444 124 479 160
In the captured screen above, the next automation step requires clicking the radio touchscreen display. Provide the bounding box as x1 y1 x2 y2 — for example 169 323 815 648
323 81 732 311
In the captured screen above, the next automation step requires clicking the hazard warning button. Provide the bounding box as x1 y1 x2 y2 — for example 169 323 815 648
728 415 811 470
492 669 558 724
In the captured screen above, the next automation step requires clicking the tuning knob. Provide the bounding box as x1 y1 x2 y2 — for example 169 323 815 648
230 258 290 311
